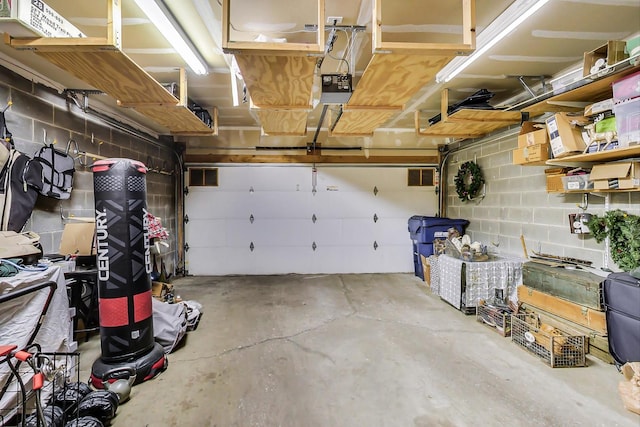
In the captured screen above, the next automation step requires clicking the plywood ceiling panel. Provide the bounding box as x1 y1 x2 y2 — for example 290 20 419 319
347 54 453 107
330 110 396 135
234 55 316 108
256 110 309 136
37 50 178 105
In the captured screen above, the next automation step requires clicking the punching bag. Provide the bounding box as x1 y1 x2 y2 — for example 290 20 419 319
92 159 154 362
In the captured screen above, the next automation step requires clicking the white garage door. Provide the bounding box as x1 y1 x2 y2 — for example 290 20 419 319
185 165 437 275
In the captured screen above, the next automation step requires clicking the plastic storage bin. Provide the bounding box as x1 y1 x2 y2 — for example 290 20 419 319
408 216 469 279
408 216 469 243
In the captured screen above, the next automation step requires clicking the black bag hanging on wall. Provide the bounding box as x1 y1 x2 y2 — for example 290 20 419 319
0 111 43 232
33 139 76 199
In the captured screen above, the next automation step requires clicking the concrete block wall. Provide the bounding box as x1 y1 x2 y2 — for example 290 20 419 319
0 66 179 273
444 126 640 272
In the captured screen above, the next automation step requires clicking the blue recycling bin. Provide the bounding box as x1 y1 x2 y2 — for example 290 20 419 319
408 216 469 279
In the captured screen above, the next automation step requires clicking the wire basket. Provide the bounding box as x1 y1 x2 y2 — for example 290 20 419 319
1 350 81 426
511 313 587 368
476 300 512 337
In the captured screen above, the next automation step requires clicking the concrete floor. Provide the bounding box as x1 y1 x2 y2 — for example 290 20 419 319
77 273 637 427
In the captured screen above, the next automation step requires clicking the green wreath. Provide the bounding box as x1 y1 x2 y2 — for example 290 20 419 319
586 209 640 274
455 161 484 201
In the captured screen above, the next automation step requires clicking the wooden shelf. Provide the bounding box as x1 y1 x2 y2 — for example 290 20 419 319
546 145 640 167
561 188 640 194
415 89 523 138
416 108 523 138
134 105 217 136
523 64 640 115
5 1 216 136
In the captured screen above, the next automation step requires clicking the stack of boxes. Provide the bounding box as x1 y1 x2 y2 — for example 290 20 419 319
512 122 550 165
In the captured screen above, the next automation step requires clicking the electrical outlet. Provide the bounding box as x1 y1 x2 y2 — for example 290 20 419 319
327 16 343 24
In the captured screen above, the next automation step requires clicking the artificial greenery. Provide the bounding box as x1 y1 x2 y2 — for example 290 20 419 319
454 161 484 201
586 209 640 273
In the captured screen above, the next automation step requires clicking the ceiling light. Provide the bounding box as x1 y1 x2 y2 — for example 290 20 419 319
133 0 208 75
436 0 550 83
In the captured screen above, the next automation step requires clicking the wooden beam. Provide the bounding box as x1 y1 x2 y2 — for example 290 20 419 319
373 0 476 55
179 67 187 107
441 88 449 123
107 0 121 49
462 0 476 49
222 0 324 55
185 154 440 165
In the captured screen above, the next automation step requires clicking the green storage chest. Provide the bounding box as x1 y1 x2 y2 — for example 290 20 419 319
522 262 605 310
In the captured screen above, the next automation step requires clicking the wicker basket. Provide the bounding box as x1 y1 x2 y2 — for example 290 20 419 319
511 313 587 368
476 300 512 337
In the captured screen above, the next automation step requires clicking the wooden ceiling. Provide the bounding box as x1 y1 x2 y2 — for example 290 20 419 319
0 0 638 153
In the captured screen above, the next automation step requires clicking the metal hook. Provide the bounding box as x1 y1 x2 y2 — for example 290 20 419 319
577 193 588 211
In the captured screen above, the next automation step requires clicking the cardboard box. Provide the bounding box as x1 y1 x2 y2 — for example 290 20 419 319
420 255 430 286
545 113 588 158
513 144 549 165
152 281 174 300
518 122 548 148
0 0 85 38
590 161 640 190
546 174 567 193
59 221 96 256
583 40 628 77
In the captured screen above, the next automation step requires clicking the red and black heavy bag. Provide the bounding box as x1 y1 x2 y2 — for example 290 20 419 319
603 272 640 366
92 159 154 362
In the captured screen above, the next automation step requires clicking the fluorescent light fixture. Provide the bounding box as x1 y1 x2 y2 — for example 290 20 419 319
436 0 550 83
231 72 240 107
133 0 208 75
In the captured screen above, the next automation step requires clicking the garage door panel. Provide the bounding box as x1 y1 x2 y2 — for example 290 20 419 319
250 246 313 274
374 190 436 217
379 244 414 272
186 165 437 275
186 247 252 275
310 219 344 245
251 191 312 218
215 167 256 190
224 219 255 246
251 219 310 246
252 167 310 191
185 189 221 219
374 218 415 245
186 219 227 247
341 219 376 245
316 168 377 192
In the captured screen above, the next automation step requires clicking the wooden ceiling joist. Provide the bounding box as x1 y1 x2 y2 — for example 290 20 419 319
185 154 439 165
